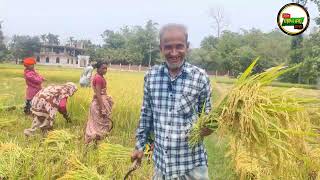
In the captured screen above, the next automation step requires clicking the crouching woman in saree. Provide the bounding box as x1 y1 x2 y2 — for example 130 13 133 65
24 82 77 136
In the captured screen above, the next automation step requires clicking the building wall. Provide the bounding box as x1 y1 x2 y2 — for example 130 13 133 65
35 53 90 68
37 53 79 67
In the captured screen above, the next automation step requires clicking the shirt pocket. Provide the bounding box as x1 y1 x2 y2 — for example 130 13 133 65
176 90 198 116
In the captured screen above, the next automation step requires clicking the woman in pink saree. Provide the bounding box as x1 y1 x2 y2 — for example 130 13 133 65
84 61 113 144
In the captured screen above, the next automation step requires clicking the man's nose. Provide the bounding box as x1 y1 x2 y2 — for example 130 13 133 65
171 48 178 55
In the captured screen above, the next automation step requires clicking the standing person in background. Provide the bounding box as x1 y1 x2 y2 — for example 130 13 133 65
79 62 94 87
23 57 45 115
84 61 113 144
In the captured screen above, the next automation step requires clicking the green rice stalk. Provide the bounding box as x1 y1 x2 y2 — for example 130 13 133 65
44 130 75 151
98 143 132 162
58 154 104 180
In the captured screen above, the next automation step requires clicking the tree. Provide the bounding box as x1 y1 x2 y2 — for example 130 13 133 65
209 6 228 38
40 34 47 44
188 48 223 72
101 30 126 49
230 46 258 75
100 20 159 65
215 30 242 59
300 57 320 84
10 35 41 63
0 21 7 61
67 36 75 47
129 20 159 66
200 36 218 50
81 40 101 61
286 0 310 83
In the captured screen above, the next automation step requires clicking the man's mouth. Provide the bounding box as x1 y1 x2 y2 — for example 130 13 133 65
169 57 181 63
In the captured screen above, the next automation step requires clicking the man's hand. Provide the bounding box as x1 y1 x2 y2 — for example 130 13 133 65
200 127 213 137
131 150 144 166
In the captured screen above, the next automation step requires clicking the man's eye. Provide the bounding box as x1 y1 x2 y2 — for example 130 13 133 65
164 45 172 50
176 44 185 49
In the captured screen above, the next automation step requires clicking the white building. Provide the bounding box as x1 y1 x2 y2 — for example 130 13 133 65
35 43 90 68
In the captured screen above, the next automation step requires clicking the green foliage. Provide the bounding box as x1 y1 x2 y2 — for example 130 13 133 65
200 35 218 50
40 33 60 45
10 35 41 61
0 22 8 61
190 29 291 76
98 20 159 66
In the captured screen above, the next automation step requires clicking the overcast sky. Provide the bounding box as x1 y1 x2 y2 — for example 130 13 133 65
1 0 319 47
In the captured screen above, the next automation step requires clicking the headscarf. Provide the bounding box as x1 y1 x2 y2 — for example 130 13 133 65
23 57 36 66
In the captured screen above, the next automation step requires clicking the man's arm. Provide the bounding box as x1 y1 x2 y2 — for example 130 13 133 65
198 74 212 114
25 71 44 85
135 73 153 151
132 73 153 164
198 74 213 137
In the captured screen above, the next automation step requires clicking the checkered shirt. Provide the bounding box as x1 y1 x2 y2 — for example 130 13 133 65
135 61 212 178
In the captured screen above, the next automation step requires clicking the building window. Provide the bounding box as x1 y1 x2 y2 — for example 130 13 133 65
56 57 60 64
71 59 73 64
76 60 78 64
36 56 40 62
46 57 49 63
67 59 69 64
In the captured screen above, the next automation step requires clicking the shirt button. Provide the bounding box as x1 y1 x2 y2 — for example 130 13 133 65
166 136 169 139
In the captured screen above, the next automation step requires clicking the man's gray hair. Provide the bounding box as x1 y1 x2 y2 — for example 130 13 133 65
159 23 188 43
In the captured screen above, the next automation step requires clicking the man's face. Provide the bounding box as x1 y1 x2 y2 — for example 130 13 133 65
160 29 189 70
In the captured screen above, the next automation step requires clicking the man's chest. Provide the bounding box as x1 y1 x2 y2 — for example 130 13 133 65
149 75 203 116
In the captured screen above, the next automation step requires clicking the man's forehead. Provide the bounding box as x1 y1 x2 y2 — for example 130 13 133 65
161 29 187 43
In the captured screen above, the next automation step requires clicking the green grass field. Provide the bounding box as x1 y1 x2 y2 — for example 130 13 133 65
0 64 319 179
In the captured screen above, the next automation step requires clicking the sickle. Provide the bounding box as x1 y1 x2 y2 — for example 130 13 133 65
123 159 139 180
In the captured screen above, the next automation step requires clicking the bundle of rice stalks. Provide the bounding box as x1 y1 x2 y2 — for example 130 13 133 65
98 143 132 162
225 137 268 179
98 142 154 179
0 142 32 179
58 154 104 180
44 130 75 151
189 58 320 178
188 110 219 147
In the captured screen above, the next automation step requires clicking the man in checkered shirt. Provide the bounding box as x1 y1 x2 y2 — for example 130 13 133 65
131 23 213 180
